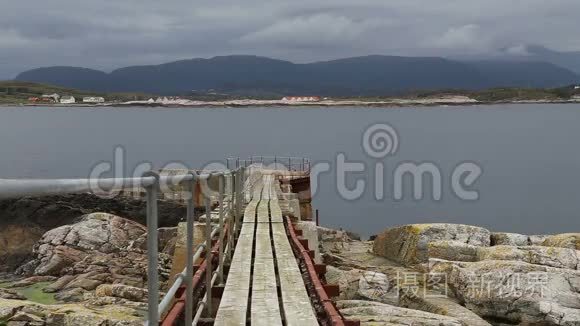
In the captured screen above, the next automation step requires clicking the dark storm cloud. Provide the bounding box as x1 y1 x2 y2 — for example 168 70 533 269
1 0 580 79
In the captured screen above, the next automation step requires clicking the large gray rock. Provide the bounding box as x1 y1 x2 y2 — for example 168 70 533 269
429 259 580 325
428 243 580 271
400 294 492 326
0 297 143 325
373 224 491 266
26 213 148 276
325 266 396 305
17 212 174 296
477 245 580 270
95 284 148 303
337 300 463 325
542 233 580 250
0 288 26 300
427 240 479 262
0 193 189 273
491 232 530 246
6 276 57 288
43 275 75 293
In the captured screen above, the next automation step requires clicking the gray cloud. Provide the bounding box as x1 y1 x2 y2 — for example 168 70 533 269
1 0 580 79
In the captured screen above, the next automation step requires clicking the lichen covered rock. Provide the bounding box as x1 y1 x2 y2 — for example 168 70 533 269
427 240 479 262
429 259 580 325
542 233 580 250
325 266 396 305
337 300 463 325
491 232 530 246
95 284 148 302
0 297 143 325
373 224 491 266
477 245 580 270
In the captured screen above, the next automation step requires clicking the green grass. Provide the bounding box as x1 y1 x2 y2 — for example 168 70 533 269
10 281 57 305
338 85 580 102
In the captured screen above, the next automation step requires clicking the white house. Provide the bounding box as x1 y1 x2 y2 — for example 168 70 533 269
281 96 321 102
575 86 580 90
82 96 105 103
60 96 76 104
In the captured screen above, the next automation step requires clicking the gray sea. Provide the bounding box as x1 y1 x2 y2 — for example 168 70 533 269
1 104 579 237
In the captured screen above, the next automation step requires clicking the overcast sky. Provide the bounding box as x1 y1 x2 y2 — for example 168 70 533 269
1 0 579 79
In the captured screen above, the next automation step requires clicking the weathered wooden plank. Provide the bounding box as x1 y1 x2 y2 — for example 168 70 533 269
243 181 262 223
251 207 282 325
214 190 259 325
270 199 283 223
271 223 318 325
256 184 270 223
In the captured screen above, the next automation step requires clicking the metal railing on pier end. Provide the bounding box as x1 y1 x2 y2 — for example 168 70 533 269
226 156 311 172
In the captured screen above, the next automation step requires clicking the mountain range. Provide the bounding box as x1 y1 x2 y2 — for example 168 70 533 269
14 48 580 96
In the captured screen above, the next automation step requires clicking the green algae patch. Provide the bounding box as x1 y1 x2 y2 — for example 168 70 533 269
12 282 57 305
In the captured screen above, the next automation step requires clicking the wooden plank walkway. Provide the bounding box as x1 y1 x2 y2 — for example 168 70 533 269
214 173 317 326
214 180 261 325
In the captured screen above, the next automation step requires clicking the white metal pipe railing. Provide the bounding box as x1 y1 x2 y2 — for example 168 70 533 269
0 167 248 326
0 174 195 199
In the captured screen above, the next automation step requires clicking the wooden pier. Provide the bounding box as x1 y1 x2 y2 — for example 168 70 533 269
214 173 318 325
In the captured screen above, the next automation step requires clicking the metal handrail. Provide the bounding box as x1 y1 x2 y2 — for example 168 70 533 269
226 156 311 172
0 167 247 326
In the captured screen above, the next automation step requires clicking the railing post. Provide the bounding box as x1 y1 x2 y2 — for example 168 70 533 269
143 171 160 326
185 171 197 326
232 171 239 237
217 174 225 285
230 172 236 249
237 167 245 233
204 175 213 317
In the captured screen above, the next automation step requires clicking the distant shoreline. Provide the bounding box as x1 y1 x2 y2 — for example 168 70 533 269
2 97 580 108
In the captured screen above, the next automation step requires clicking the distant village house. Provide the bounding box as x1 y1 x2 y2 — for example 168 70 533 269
42 93 60 102
281 96 321 102
28 97 55 103
60 96 76 104
82 96 105 103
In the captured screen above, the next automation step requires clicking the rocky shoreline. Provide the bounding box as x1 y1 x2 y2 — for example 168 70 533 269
319 223 580 325
2 195 580 325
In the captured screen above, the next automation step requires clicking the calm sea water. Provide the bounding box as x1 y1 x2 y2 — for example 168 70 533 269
1 104 579 237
